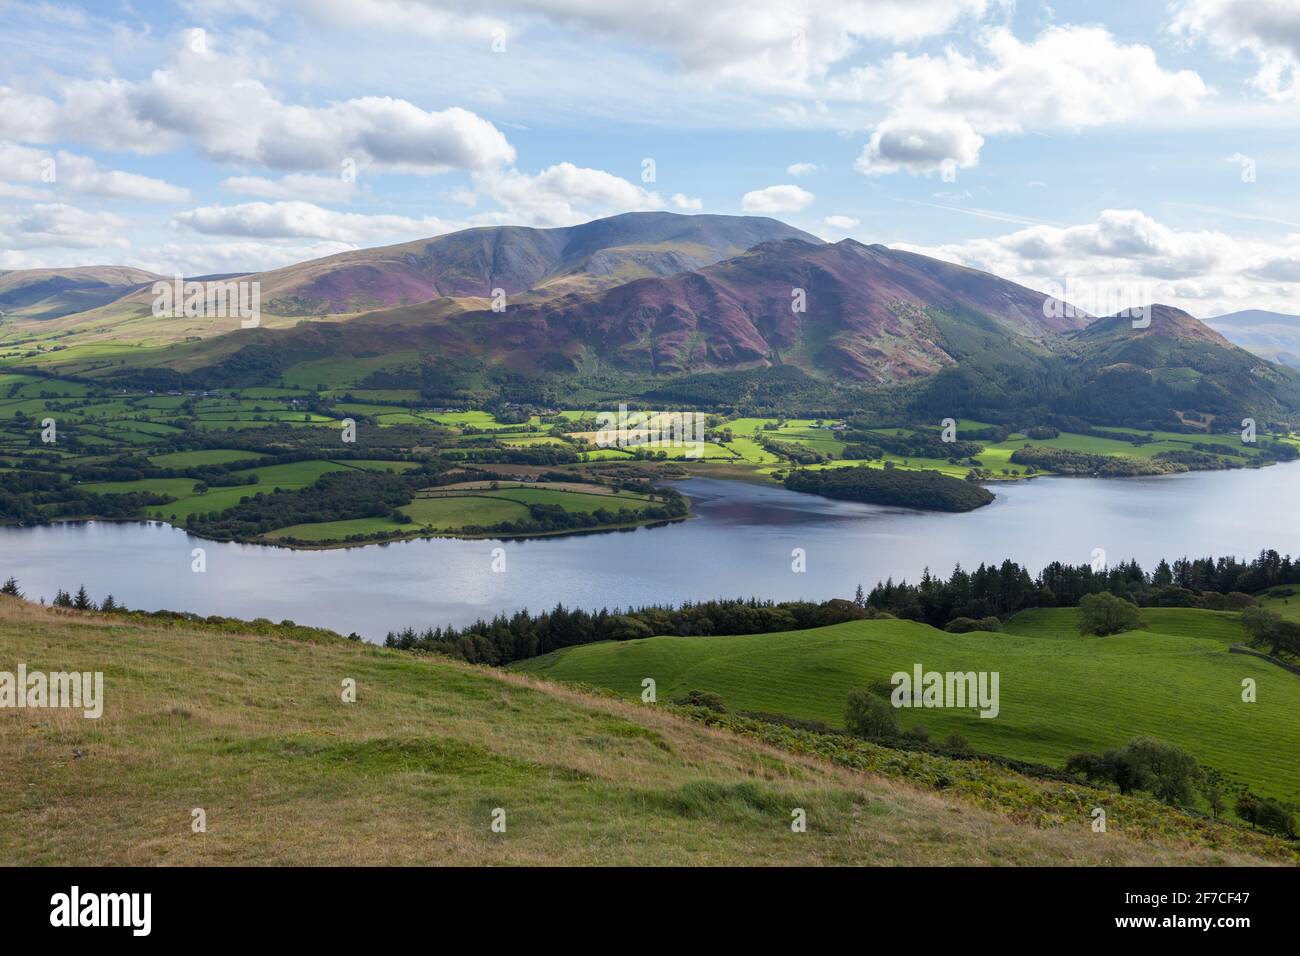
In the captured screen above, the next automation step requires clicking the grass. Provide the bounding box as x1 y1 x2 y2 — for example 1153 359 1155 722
0 597 1281 866
147 449 262 468
401 495 529 529
513 607 1300 804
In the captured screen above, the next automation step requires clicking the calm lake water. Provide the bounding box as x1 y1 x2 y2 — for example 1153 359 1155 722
2 466 1297 641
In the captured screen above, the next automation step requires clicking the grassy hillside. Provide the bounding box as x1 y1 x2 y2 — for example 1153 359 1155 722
514 607 1300 804
0 597 1286 865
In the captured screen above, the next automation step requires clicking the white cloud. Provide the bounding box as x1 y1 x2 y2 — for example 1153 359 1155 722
472 162 665 227
824 215 860 229
0 203 128 249
899 208 1300 316
855 114 983 176
847 25 1207 175
786 162 817 176
0 33 515 174
1171 0 1300 102
741 184 814 214
135 239 357 276
172 200 459 242
671 193 703 211
300 0 993 88
0 142 190 202
220 173 357 202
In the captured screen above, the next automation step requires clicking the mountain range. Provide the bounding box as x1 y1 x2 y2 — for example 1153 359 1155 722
2 211 1297 428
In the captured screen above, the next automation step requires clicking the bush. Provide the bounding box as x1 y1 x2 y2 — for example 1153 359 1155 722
1236 794 1297 837
845 689 899 739
1065 737 1198 805
1078 592 1142 636
673 689 727 712
944 615 1002 633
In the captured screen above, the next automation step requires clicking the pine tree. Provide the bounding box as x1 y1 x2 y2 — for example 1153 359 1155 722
0 577 21 597
100 594 118 613
853 584 865 609
73 585 94 611
53 589 73 608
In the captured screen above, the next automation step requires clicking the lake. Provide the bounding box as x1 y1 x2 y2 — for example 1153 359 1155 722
2 465 1297 641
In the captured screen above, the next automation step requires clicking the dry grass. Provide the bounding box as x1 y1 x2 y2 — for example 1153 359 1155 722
0 598 1279 866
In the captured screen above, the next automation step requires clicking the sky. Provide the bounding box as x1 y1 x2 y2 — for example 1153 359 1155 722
1 0 1299 317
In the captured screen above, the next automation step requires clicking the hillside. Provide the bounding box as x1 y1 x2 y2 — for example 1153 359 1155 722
1207 309 1300 369
0 597 1285 865
1053 304 1300 426
0 213 818 353
371 238 1083 383
514 607 1300 804
0 266 163 321
5 213 1300 431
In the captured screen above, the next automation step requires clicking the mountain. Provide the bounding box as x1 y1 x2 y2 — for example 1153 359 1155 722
363 237 1082 383
0 265 163 321
250 211 823 316
1206 309 1300 369
0 212 820 351
1052 304 1300 426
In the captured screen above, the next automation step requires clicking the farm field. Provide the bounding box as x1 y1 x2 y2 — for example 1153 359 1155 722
514 607 1300 805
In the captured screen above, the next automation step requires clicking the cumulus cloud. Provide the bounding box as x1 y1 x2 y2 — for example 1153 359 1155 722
0 203 128 249
1171 0 1300 101
172 201 459 242
0 142 190 202
471 162 665 227
671 193 703 211
899 208 1300 316
0 32 515 174
786 162 818 176
848 25 1207 175
741 184 814 214
855 115 983 176
824 215 860 229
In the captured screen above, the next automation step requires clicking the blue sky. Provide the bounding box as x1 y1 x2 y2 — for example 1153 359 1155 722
2 0 1299 316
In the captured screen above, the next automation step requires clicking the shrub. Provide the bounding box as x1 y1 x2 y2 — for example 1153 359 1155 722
1078 592 1142 636
945 615 1002 633
1236 794 1297 838
673 689 727 712
845 689 899 739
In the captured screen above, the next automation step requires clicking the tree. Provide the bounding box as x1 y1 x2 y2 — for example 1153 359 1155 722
1066 737 1198 804
1078 592 1142 636
1236 794 1296 837
845 689 898 739
0 577 21 597
99 594 118 613
53 589 73 608
73 585 94 611
853 584 866 609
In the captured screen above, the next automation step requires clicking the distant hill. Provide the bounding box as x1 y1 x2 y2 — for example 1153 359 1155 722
0 212 820 351
0 266 162 321
1207 309 1300 369
6 213 1300 428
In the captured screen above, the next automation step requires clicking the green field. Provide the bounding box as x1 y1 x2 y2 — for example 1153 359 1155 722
515 607 1300 804
0 597 1283 865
